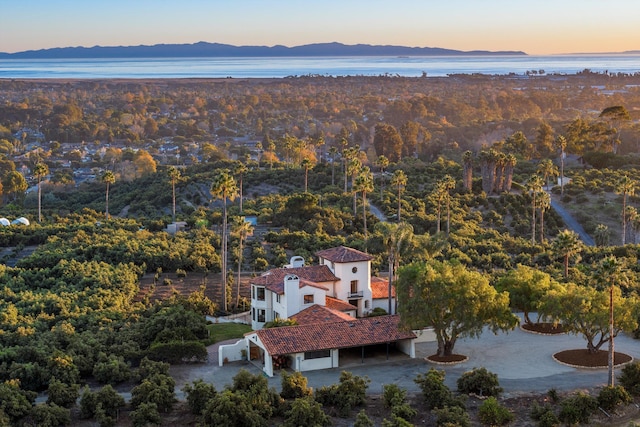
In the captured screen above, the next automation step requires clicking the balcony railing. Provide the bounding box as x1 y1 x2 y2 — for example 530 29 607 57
348 290 363 298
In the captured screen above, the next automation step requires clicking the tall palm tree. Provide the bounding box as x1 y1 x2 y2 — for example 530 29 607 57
231 216 254 308
374 221 414 314
347 156 362 214
502 153 517 193
301 158 312 193
390 169 407 222
354 167 374 244
595 223 610 247
210 170 239 313
329 146 338 186
615 175 635 245
33 162 49 223
538 191 551 243
376 155 389 198
234 162 248 214
527 175 544 244
537 159 559 190
551 229 583 278
556 135 567 195
462 150 473 192
167 166 181 222
101 170 116 220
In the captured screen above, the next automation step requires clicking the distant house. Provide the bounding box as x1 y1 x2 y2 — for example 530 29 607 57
217 245 416 377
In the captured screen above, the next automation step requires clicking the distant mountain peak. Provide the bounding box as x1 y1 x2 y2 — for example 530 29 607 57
0 42 527 59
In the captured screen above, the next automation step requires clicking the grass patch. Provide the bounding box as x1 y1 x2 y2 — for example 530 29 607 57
204 323 253 345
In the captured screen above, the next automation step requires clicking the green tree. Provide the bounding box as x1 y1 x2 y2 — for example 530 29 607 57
390 169 407 222
551 229 583 279
283 397 331 427
527 174 544 244
373 123 403 162
301 157 312 193
462 150 473 192
376 154 389 198
210 170 239 312
556 135 567 195
182 379 217 415
354 166 374 242
329 146 338 186
615 175 635 245
234 162 248 213
538 190 551 243
536 159 558 190
599 105 631 153
33 162 48 222
397 260 518 356
167 166 182 222
130 402 161 427
3 170 27 202
101 170 116 220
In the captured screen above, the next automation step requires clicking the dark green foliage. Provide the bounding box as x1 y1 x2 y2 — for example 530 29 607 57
391 402 417 421
354 409 375 427
414 368 457 410
79 384 125 422
130 373 176 411
382 414 414 426
228 368 283 419
201 390 268 427
383 383 406 408
137 357 170 379
456 367 503 397
147 340 207 364
315 371 370 417
558 392 597 425
530 402 560 427
546 388 559 403
283 396 332 427
0 380 36 423
281 371 312 399
46 378 80 408
130 402 162 427
432 405 471 427
182 379 216 415
27 403 71 427
619 361 640 395
478 396 514 426
597 385 632 412
92 354 131 384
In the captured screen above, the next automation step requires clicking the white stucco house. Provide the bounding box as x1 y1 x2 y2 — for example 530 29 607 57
218 246 418 377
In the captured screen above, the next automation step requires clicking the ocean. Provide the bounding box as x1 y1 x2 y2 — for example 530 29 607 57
0 55 639 79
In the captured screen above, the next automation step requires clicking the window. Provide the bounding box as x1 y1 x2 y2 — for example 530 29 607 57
252 308 255 320
350 280 358 293
257 309 265 323
364 300 370 309
276 294 281 303
303 294 314 304
274 311 280 320
352 266 358 273
304 349 331 360
256 287 265 301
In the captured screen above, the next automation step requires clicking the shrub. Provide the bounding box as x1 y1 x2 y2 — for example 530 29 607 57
315 371 369 417
176 268 187 277
456 367 503 397
530 402 559 427
391 402 417 421
354 409 374 427
201 390 267 427
28 403 71 427
383 383 407 408
283 397 331 427
558 392 597 425
147 340 208 364
432 405 471 427
79 385 125 421
130 373 176 411
414 368 454 410
130 402 161 427
382 414 414 426
619 361 640 395
281 371 312 400
597 385 632 412
478 396 514 426
182 379 217 415
92 354 131 384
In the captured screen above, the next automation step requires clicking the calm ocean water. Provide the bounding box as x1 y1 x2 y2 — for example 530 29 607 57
0 55 639 79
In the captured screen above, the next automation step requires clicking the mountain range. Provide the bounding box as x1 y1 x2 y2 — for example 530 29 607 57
0 42 527 59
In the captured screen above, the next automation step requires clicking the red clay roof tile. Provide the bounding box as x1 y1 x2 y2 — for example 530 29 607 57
316 246 373 263
291 304 354 325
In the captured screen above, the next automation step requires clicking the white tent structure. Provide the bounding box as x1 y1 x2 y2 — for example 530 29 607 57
11 217 30 226
0 218 9 226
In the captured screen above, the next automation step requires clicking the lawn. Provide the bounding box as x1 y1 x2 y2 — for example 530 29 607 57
205 322 252 345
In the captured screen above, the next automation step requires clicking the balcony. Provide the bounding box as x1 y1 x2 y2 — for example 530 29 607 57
348 290 363 298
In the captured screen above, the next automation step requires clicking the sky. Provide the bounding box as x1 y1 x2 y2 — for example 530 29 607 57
1 0 639 55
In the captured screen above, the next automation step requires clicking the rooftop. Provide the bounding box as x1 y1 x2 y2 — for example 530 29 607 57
251 265 338 294
316 246 373 263
291 304 354 325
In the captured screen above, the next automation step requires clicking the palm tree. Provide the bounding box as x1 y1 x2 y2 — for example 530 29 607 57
527 175 544 244
537 159 559 190
538 191 551 243
442 175 456 236
502 153 517 193
167 166 181 222
347 156 362 214
234 162 248 214
462 150 473 192
354 167 374 244
556 135 567 195
615 175 635 245
390 169 407 222
329 146 338 186
376 155 389 198
595 223 610 247
551 229 583 278
301 158 312 193
33 162 49 223
231 216 254 308
374 221 414 314
101 170 116 220
210 170 239 313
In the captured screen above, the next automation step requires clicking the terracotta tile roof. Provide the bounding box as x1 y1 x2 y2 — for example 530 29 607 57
371 276 395 299
291 304 354 325
251 265 337 294
325 296 357 312
316 246 373 263
254 315 416 356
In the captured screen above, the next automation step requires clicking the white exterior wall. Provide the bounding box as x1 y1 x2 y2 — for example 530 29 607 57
218 339 247 366
325 258 372 317
251 285 272 330
372 297 396 315
292 349 339 373
396 338 416 358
